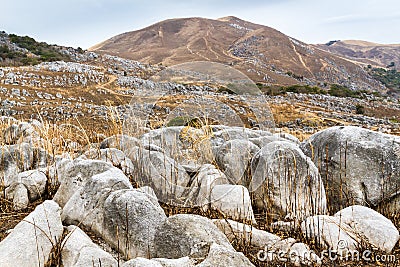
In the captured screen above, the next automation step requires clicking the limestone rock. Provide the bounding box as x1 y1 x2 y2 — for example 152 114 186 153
102 189 167 259
334 205 400 253
196 243 255 267
301 126 400 211
213 219 281 249
153 214 234 259
61 225 118 267
215 140 259 185
0 200 63 267
210 184 256 223
53 159 116 207
250 141 327 222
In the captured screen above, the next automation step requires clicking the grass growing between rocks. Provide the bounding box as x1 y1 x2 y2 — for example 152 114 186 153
0 114 400 267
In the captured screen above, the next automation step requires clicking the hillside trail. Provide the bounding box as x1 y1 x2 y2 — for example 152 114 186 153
204 25 221 60
291 42 313 76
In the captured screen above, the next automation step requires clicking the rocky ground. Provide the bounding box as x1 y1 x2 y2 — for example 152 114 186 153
1 52 400 266
1 52 399 141
0 117 400 266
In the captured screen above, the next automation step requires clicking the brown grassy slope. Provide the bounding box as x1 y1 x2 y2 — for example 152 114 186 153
90 16 382 90
316 40 400 70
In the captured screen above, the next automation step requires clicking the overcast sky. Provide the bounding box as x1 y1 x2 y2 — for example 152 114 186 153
1 0 399 49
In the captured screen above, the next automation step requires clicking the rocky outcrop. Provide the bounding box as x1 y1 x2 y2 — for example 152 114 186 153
102 189 167 259
250 141 327 222
209 184 256 223
126 146 191 204
302 205 399 254
301 126 400 212
61 165 166 260
82 148 135 176
334 205 400 253
214 219 321 266
61 225 118 267
53 159 118 207
185 164 229 208
5 169 48 210
0 200 63 267
215 139 259 185
152 214 234 259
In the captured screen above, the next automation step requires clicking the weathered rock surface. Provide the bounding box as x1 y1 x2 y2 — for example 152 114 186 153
185 164 229 208
1 143 50 187
0 200 63 267
5 169 48 208
61 166 132 227
301 215 360 253
214 219 320 266
213 219 281 249
273 132 301 145
334 205 400 253
64 186 167 260
215 140 259 185
264 238 321 266
61 225 118 267
210 184 256 223
83 148 135 176
301 126 400 211
250 141 327 222
3 121 39 145
122 258 163 267
62 167 167 259
100 134 140 151
140 126 185 158
122 257 195 267
53 159 117 207
196 243 255 267
102 189 167 259
126 147 191 203
153 214 234 259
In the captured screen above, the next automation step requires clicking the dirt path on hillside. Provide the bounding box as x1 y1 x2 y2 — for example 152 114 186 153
291 42 313 76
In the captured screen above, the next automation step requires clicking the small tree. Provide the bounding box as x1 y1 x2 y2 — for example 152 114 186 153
355 104 365 114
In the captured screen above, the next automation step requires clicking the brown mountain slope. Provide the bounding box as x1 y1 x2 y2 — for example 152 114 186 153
90 16 383 92
317 40 400 70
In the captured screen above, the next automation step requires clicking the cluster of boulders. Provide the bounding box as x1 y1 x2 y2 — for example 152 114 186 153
268 93 400 134
1 120 400 266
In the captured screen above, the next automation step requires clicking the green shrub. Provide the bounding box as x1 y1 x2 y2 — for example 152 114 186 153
329 84 361 98
285 85 326 94
5 34 70 65
355 104 365 114
370 68 400 92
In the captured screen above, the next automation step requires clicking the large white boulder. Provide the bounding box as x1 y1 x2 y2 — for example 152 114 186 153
210 184 256 223
301 126 400 211
334 205 400 253
61 225 118 267
152 214 234 259
0 200 63 267
102 189 167 259
53 159 117 207
215 139 259 185
250 141 327 222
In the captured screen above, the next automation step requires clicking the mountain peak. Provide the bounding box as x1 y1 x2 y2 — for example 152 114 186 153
90 16 383 91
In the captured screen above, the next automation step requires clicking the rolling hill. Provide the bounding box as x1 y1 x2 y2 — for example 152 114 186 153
90 16 384 92
317 40 400 70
